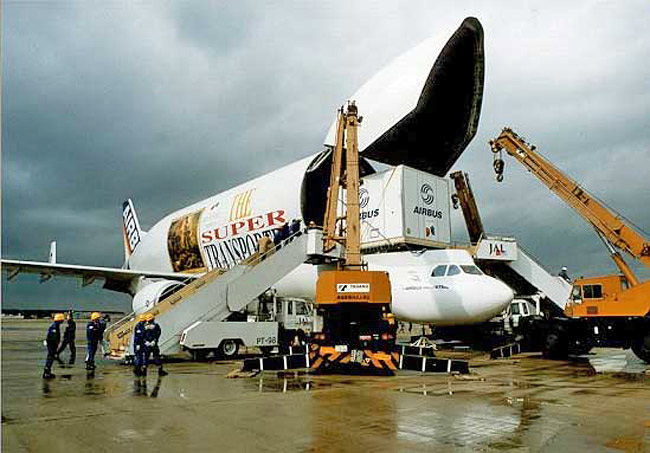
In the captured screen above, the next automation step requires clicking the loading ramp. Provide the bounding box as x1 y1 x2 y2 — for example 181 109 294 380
106 230 336 357
474 236 572 310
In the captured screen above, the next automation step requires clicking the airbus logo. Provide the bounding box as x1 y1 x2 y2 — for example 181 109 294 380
359 188 370 209
420 184 434 205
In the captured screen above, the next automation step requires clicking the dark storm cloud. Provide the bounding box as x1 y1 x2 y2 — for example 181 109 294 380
3 1 650 310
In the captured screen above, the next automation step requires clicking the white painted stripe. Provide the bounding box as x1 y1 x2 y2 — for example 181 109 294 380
259 358 264 371
421 357 426 372
305 353 310 368
399 353 404 369
447 359 451 373
283 355 288 370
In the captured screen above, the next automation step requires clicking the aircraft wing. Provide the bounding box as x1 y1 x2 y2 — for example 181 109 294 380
1 259 198 293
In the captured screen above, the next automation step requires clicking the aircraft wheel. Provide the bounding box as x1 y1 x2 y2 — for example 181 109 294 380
218 340 239 359
631 332 650 363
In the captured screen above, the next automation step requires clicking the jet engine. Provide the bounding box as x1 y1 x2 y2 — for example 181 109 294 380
131 280 186 314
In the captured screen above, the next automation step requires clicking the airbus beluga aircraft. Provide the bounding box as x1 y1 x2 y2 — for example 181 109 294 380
3 17 513 326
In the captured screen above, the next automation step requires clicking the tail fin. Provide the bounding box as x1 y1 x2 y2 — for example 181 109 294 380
48 241 57 264
122 199 144 259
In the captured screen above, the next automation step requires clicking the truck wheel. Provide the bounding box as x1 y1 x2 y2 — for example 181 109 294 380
631 333 650 363
543 330 568 359
218 340 239 359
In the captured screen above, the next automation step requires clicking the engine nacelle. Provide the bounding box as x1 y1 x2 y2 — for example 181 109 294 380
132 279 186 314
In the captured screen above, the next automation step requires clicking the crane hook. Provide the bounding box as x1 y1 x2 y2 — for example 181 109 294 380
451 194 459 210
493 155 505 182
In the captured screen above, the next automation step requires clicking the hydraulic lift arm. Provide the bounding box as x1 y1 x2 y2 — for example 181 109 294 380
489 128 650 273
450 171 485 244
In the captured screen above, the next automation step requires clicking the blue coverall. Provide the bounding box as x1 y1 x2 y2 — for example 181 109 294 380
133 320 147 375
43 320 62 377
85 319 104 370
134 320 165 376
57 318 76 365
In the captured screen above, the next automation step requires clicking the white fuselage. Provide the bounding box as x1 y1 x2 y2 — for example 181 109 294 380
270 249 513 326
121 17 502 325
126 155 513 326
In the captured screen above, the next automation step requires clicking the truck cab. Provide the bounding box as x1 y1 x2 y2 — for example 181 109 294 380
504 298 537 332
273 298 314 333
566 275 628 316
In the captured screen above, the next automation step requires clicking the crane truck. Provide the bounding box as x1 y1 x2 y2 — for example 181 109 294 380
309 102 397 373
489 127 650 362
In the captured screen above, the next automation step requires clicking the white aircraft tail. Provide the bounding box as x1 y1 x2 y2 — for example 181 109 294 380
48 241 57 264
122 199 145 259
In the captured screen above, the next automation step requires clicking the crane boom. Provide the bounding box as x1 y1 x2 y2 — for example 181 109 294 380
490 127 650 268
488 127 650 364
450 171 485 244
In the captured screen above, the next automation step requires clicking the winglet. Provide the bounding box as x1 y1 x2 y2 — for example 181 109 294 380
122 199 144 258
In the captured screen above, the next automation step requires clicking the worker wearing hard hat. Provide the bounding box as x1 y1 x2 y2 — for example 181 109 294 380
559 266 571 283
132 314 148 376
43 313 65 379
133 313 167 377
85 312 104 371
57 310 77 365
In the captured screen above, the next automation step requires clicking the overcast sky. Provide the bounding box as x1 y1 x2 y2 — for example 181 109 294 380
3 1 649 312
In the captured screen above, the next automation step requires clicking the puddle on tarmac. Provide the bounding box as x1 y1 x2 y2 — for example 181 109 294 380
131 376 165 398
587 349 650 376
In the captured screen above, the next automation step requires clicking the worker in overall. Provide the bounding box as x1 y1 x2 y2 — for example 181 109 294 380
559 266 571 282
85 312 104 371
133 314 147 376
56 310 76 365
100 313 111 357
43 313 65 379
290 218 302 237
134 313 168 376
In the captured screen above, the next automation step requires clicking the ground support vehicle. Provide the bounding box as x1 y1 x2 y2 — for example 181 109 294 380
105 227 339 360
179 296 315 360
240 103 469 375
181 321 279 360
490 128 650 362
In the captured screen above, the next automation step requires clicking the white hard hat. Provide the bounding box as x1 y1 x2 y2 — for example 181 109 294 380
561 266 567 271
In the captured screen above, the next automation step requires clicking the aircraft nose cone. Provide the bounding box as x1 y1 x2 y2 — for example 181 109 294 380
494 281 515 308
484 279 514 315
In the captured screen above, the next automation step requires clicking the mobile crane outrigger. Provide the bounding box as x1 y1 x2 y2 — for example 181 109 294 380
490 127 650 362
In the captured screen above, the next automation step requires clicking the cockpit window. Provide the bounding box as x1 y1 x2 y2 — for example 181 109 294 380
431 265 447 277
446 265 461 276
460 265 483 275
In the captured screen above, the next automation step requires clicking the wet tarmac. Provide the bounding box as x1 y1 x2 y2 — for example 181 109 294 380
3 319 650 452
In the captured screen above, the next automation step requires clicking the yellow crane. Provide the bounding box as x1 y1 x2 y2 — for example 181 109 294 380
310 102 397 373
490 127 650 361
